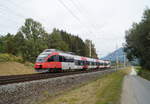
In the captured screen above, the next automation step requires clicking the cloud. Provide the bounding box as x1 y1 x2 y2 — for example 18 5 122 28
0 0 150 57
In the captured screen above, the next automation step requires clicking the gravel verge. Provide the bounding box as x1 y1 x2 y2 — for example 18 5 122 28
0 70 114 104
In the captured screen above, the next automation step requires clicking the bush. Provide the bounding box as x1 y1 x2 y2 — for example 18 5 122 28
24 62 34 67
0 53 23 63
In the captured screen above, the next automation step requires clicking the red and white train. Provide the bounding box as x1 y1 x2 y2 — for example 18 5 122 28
34 49 111 72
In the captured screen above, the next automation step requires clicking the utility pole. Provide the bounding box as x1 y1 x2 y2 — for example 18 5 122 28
116 44 118 71
124 54 126 68
89 41 91 57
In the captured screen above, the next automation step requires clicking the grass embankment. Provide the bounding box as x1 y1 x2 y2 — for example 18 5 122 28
136 66 150 81
41 67 130 104
0 62 36 76
0 53 36 76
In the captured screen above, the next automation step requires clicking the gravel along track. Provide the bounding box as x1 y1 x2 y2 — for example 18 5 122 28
0 69 113 85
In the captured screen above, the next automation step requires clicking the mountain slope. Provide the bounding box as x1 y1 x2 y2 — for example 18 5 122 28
101 48 126 62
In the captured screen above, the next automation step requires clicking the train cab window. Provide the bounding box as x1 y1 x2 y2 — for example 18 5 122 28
47 55 59 62
47 56 54 62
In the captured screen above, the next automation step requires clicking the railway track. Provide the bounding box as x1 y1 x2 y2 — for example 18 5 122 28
0 69 113 86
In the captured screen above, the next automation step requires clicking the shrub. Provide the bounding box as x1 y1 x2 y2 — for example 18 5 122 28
0 53 23 63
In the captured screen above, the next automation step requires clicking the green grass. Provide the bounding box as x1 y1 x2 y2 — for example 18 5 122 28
136 66 150 81
0 53 23 63
95 69 128 104
40 67 130 104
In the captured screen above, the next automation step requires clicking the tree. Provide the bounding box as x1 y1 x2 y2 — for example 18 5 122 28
0 36 5 53
124 8 150 69
17 18 47 62
85 39 98 58
0 18 98 62
1 33 17 54
49 29 69 51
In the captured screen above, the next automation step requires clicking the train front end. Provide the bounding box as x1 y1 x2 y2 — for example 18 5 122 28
34 52 51 72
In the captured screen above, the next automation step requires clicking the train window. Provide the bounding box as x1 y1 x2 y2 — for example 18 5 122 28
47 56 54 62
78 61 80 64
77 60 80 65
86 61 90 65
93 62 96 65
81 61 85 65
47 55 59 62
82 61 85 65
59 56 62 62
79 60 83 65
74 60 78 65
36 58 45 62
67 58 74 62
59 56 66 62
92 62 94 65
55 55 59 62
89 61 92 65
79 60 82 65
70 58 74 62
96 62 98 65
64 57 74 62
74 60 86 65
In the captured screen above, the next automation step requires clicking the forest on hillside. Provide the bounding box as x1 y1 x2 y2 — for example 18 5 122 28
0 18 98 62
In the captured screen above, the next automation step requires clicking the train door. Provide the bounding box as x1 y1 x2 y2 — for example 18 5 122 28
65 57 74 70
60 55 75 70
59 56 69 70
69 58 75 69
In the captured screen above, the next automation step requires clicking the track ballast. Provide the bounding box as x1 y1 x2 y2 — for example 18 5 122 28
0 69 113 85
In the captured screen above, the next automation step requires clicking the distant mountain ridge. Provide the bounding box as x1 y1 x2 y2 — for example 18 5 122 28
101 47 126 62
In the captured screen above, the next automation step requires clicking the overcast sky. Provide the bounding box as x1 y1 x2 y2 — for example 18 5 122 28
0 0 150 57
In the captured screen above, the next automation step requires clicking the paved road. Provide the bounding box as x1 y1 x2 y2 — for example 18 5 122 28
121 67 150 104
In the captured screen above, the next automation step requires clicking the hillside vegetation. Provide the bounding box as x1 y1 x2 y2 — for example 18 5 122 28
0 53 23 62
0 62 35 76
0 53 35 76
0 18 98 63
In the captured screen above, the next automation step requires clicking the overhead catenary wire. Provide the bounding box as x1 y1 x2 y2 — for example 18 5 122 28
1 0 99 39
69 0 104 35
57 0 82 25
57 0 95 37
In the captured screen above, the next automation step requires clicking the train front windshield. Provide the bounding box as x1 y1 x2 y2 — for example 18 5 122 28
36 53 49 62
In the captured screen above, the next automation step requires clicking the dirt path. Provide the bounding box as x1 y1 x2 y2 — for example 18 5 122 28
121 67 150 104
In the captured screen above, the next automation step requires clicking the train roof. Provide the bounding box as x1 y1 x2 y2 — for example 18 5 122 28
42 49 108 62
